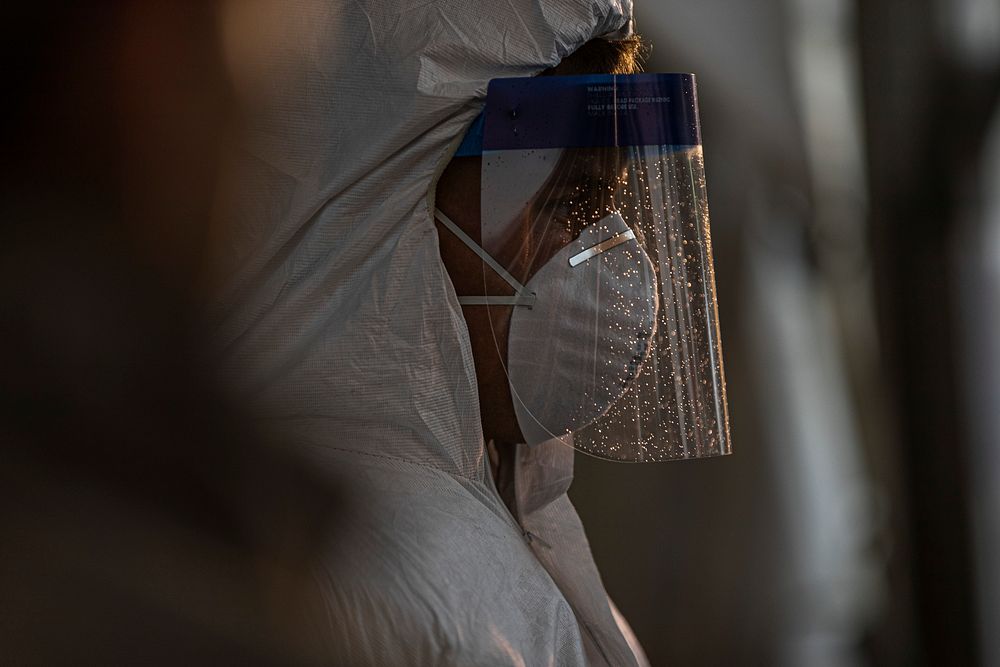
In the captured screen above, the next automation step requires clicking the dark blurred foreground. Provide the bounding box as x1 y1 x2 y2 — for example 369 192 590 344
1 5 341 663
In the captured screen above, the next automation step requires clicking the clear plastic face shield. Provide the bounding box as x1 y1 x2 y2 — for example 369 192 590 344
438 74 730 462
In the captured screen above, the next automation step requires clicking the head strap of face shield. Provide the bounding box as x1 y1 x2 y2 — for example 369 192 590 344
458 73 701 160
454 112 485 157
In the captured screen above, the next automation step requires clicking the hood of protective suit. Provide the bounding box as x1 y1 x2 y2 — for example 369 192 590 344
211 0 643 664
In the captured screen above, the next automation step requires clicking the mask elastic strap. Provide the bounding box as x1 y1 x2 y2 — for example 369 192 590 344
434 208 536 307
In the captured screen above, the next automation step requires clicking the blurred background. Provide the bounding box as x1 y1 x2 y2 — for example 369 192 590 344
572 0 1000 665
2 1 998 665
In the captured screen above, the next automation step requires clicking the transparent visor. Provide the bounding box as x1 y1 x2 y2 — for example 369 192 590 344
448 74 730 462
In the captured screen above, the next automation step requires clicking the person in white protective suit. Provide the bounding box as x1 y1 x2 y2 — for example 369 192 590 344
211 0 662 663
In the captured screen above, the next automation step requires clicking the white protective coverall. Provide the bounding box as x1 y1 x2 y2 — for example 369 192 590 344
212 0 646 664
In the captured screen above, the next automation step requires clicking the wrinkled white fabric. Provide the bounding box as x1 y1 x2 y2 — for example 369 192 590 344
211 0 643 664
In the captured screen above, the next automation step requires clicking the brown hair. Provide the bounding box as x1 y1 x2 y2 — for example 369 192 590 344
542 35 650 77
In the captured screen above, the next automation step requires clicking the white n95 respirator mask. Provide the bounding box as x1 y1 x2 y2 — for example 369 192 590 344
506 211 658 447
435 207 660 451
